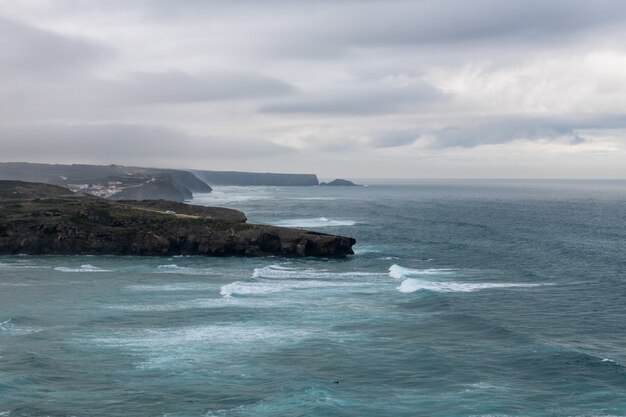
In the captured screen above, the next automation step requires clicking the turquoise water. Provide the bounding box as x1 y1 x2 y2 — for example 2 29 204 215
1 181 626 416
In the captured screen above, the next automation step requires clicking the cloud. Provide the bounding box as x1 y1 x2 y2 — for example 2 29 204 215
425 115 626 149
0 123 295 165
119 71 296 103
262 81 445 115
1 1 626 178
368 129 421 148
0 70 296 121
0 16 111 77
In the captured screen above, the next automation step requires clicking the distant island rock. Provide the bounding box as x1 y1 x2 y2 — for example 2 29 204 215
320 178 361 186
0 181 355 257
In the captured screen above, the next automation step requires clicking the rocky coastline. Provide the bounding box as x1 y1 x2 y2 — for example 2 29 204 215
0 181 356 257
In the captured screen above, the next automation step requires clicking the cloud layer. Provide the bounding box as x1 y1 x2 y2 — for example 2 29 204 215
1 1 625 178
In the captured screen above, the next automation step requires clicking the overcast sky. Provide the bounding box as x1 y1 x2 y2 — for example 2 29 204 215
1 0 626 179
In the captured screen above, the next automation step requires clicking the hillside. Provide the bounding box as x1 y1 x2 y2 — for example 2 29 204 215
0 162 211 202
0 180 355 257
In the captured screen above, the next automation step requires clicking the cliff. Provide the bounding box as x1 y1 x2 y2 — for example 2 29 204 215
0 181 355 257
193 170 319 186
0 162 212 202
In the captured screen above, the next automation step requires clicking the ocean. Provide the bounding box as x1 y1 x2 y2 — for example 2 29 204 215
1 180 626 416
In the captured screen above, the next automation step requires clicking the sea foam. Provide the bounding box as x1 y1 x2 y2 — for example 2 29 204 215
125 282 216 292
397 278 543 293
388 264 453 279
155 264 215 276
390 264 543 293
220 279 363 297
253 264 382 280
0 318 42 335
271 217 357 228
54 264 111 273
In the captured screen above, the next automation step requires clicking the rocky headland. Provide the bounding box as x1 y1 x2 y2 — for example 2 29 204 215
192 170 319 186
0 162 211 202
0 181 355 257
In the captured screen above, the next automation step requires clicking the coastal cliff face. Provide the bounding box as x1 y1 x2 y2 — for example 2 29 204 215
193 170 319 186
0 162 212 202
0 181 355 257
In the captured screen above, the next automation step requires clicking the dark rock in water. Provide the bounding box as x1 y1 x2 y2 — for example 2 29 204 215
320 178 360 186
0 181 355 257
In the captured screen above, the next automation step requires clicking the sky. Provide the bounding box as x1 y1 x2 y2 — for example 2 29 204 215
1 0 626 179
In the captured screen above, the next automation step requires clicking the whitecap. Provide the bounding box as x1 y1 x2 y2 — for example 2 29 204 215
191 189 271 205
0 319 42 335
220 279 367 297
271 217 357 228
54 264 111 273
397 278 543 294
290 197 337 200
252 264 383 280
388 264 453 279
125 283 216 292
108 298 227 311
89 323 311 369
352 245 386 255
155 264 215 276
0 262 45 270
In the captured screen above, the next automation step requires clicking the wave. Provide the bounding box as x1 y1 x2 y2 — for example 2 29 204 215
53 264 111 273
54 264 111 273
125 283 216 292
191 189 270 205
352 245 387 255
0 318 42 335
108 298 227 311
0 262 45 270
290 197 336 200
388 264 454 279
155 264 215 276
220 279 365 297
397 278 543 293
89 323 311 369
252 264 383 280
389 264 544 294
271 217 357 228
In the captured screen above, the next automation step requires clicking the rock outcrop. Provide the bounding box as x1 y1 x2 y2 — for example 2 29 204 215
320 178 360 186
0 181 355 257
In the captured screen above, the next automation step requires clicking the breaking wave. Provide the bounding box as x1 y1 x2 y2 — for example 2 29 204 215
191 189 271 205
388 264 453 279
125 282 216 292
271 217 357 228
220 279 364 297
252 264 383 279
0 318 42 335
390 264 544 294
54 264 111 273
397 278 543 293
0 262 45 270
155 264 215 276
